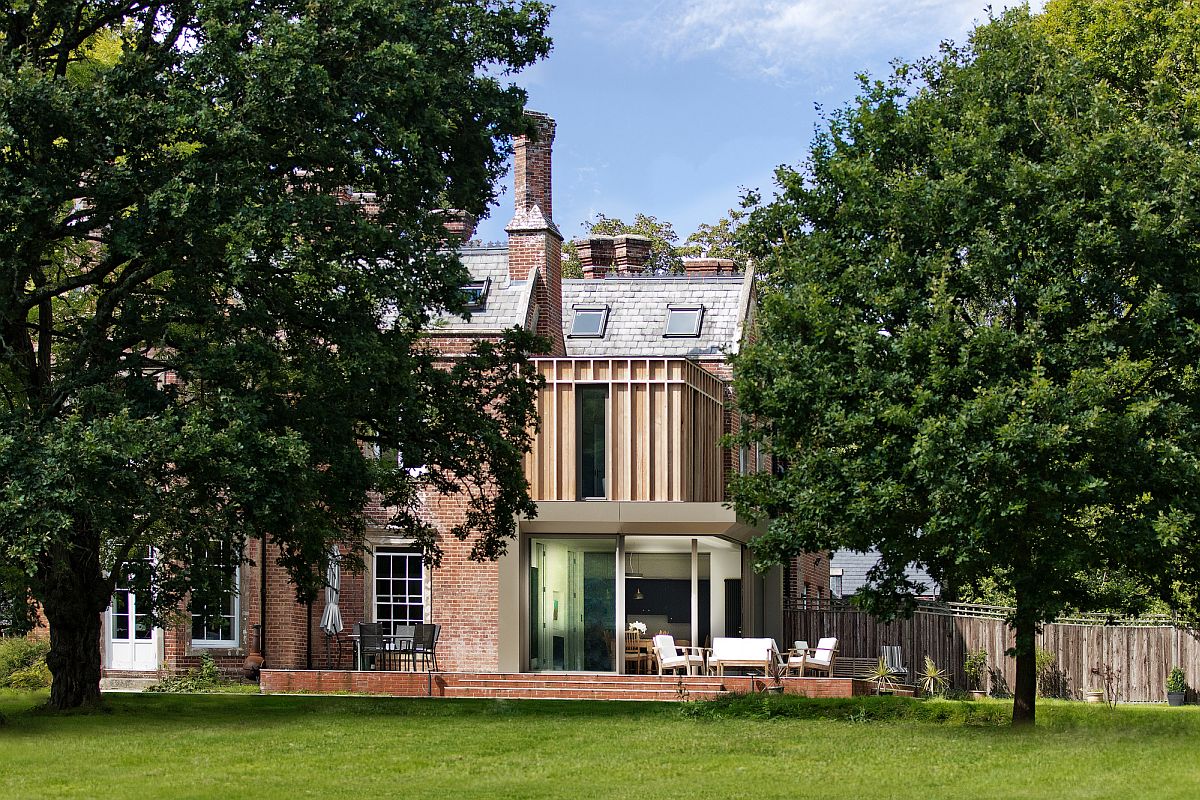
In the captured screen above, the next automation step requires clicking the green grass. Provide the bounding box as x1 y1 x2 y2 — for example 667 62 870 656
2 691 1199 799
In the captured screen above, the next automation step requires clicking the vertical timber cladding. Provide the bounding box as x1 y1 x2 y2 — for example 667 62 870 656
526 358 726 501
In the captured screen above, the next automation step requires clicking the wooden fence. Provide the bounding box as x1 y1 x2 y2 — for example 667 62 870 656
785 600 1200 702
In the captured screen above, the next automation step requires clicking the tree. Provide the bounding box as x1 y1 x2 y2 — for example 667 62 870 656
0 0 551 709
730 8 1200 725
562 212 683 276
680 206 750 268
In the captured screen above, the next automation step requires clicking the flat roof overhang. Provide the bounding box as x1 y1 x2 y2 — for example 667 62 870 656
518 501 766 544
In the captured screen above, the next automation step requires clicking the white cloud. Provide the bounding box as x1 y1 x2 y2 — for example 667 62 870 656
622 0 1045 79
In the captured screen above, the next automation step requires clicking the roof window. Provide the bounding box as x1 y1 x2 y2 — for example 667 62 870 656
570 305 609 338
664 305 704 337
461 277 491 310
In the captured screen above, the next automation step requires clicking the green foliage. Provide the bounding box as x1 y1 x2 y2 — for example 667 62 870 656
0 638 50 689
1166 667 1188 695
919 655 949 697
679 205 750 267
681 693 1010 726
868 656 897 694
146 654 239 694
0 0 552 708
729 6 1200 724
963 649 989 691
563 213 684 276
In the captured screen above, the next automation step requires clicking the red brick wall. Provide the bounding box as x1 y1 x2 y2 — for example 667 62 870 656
513 112 555 221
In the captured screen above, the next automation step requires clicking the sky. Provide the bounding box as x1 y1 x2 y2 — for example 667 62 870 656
473 0 1045 246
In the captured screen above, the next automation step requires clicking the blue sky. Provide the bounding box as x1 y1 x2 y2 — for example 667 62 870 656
474 0 1043 245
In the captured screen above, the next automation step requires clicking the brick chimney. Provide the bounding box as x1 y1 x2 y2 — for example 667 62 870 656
574 236 615 279
613 235 652 274
682 257 738 277
506 111 564 355
439 209 477 244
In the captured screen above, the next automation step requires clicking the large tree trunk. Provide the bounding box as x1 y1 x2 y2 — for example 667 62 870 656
1011 601 1037 726
44 604 103 709
40 526 109 710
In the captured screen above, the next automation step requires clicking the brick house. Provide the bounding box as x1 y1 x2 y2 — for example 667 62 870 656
99 112 828 684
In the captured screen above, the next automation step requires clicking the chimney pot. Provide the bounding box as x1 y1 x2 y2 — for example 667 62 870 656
613 234 652 274
575 236 615 279
682 257 738 277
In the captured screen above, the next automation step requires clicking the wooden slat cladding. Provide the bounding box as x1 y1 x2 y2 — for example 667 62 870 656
526 358 726 502
786 605 1200 702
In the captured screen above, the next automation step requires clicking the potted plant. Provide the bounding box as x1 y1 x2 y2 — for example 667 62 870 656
1166 667 1187 706
868 657 897 695
918 656 948 698
1084 688 1104 704
963 648 988 700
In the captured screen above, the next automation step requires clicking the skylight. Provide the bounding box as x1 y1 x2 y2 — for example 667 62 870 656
664 305 704 337
461 278 490 310
570 305 609 338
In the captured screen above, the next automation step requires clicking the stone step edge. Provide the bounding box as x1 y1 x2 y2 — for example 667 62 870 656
443 685 726 696
450 679 726 689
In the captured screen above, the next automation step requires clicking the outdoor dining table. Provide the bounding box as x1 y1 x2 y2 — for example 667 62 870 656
349 632 416 671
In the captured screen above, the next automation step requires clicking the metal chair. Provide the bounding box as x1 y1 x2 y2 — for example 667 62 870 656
355 622 390 671
412 623 440 671
392 624 416 671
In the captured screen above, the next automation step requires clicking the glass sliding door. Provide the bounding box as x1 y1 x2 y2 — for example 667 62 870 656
528 537 616 671
624 542 708 649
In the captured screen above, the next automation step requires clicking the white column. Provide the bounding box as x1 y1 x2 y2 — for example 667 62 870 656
691 538 699 646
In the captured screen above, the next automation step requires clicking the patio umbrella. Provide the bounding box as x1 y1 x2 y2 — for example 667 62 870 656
319 544 343 636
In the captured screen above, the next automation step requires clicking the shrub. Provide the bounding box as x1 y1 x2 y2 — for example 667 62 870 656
1166 667 1187 695
147 654 228 694
680 693 1010 726
0 637 51 689
963 648 987 691
919 656 949 697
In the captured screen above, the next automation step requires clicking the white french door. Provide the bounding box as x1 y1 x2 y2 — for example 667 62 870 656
106 557 159 671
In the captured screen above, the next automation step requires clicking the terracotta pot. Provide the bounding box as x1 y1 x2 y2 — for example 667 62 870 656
1085 691 1104 704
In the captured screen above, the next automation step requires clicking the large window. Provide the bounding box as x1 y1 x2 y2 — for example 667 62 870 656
578 385 608 499
529 537 617 671
191 543 239 647
375 548 424 635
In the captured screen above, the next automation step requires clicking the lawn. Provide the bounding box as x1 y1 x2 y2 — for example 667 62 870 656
2 691 1198 799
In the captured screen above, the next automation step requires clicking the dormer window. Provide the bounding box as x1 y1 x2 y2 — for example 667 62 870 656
570 305 609 338
461 277 491 310
664 304 704 337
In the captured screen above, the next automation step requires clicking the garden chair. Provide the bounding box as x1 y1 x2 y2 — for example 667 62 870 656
881 646 908 683
411 623 441 671
785 640 809 676
391 624 416 671
652 634 706 676
355 622 390 671
804 637 838 677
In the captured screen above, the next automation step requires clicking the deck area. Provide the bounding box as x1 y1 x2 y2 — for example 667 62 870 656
260 669 912 701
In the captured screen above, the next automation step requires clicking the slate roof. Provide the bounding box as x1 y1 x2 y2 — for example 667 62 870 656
561 273 751 358
830 549 941 599
431 246 534 333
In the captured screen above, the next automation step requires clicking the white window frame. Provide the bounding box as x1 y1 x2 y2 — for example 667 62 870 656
373 547 426 634
569 305 609 338
191 563 240 649
663 304 704 337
